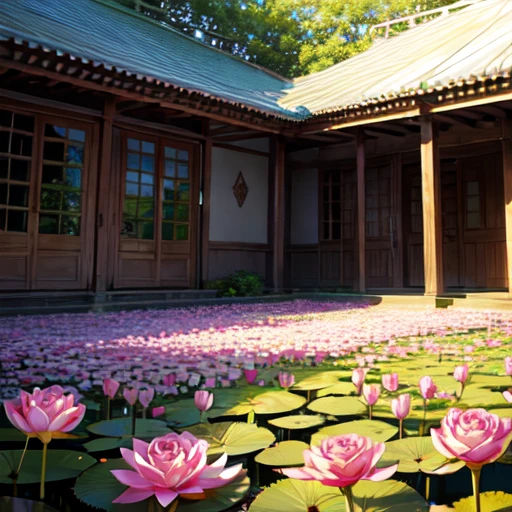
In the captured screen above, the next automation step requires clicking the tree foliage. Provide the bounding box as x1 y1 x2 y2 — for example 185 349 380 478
120 0 464 78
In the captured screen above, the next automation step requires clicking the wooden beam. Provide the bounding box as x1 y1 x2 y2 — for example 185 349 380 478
420 117 444 296
502 119 512 295
94 94 116 292
214 131 268 142
201 131 213 285
355 128 366 292
271 136 286 291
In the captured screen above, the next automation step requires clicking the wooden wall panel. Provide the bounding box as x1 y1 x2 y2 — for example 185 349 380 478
0 256 28 287
35 254 80 283
290 249 318 288
342 249 355 288
207 245 269 283
320 250 340 284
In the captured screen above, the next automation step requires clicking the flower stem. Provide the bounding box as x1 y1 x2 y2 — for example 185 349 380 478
399 419 403 439
470 466 482 512
199 411 204 423
368 405 372 420
131 405 137 436
425 475 430 501
420 399 427 436
106 397 111 420
40 442 48 501
342 486 355 512
16 435 29 477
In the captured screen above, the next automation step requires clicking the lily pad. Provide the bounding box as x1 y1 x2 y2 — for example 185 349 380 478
223 391 306 416
75 458 250 512
83 437 125 453
451 491 512 512
379 437 464 474
0 449 96 484
183 422 275 456
268 415 325 430
164 399 220 427
255 441 308 467
249 479 344 512
0 497 60 511
307 396 367 417
86 418 172 438
293 372 347 391
311 420 398 446
317 382 356 397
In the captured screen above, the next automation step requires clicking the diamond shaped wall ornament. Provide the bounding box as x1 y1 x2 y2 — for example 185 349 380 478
232 171 249 208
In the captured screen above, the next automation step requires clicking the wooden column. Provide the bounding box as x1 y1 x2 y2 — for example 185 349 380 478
355 128 366 292
201 134 213 285
271 136 286 291
94 95 116 292
420 117 444 296
503 119 512 295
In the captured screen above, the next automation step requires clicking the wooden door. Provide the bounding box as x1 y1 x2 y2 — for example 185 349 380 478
460 152 507 288
365 163 393 288
115 132 197 289
403 164 424 287
0 109 96 290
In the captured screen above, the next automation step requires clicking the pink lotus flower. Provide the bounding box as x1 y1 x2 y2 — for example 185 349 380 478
419 376 437 400
382 373 399 392
280 434 397 488
123 387 138 406
4 385 85 444
503 390 512 403
278 372 295 389
391 394 411 420
204 377 216 388
351 368 368 395
453 364 469 383
194 390 214 412
138 388 155 409
244 369 258 384
162 374 176 387
431 408 512 469
363 384 380 406
102 378 120 399
151 406 165 418
112 432 243 507
505 357 512 376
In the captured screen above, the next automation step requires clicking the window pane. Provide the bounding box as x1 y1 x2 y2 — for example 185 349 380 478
125 182 138 196
467 197 480 211
68 129 85 142
332 223 341 240
67 145 84 164
141 173 154 185
0 208 5 230
163 204 174 220
127 153 140 170
63 192 81 212
163 180 174 201
0 110 13 128
177 163 189 179
140 185 153 197
176 224 188 241
10 159 29 182
42 165 63 185
142 141 155 154
60 215 80 236
0 183 7 204
140 221 154 240
164 147 176 159
45 125 66 138
467 181 479 195
0 131 10 153
178 150 189 161
177 183 190 201
164 160 175 177
11 133 32 157
141 155 155 172
176 204 189 221
138 200 154 219
467 212 481 229
162 222 174 240
44 141 65 161
9 185 29 207
39 214 59 234
40 189 62 211
126 171 139 183
0 156 7 179
65 168 81 189
127 138 140 151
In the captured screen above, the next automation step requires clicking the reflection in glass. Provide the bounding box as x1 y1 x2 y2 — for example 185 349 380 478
162 222 173 240
176 224 188 240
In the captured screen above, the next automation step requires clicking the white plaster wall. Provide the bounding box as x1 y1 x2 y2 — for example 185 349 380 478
210 147 268 243
291 168 318 245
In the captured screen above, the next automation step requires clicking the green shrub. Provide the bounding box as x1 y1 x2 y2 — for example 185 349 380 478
207 270 265 297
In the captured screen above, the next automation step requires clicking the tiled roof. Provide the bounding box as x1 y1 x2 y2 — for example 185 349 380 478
0 0 300 119
279 0 512 115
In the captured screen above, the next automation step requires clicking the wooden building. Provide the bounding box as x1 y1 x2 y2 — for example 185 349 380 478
0 0 511 299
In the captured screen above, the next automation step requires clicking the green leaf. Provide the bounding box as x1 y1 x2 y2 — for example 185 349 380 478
379 437 464 474
255 441 308 467
307 396 367 416
293 371 348 391
183 422 275 456
178 472 250 512
268 414 325 430
165 399 224 427
0 497 60 511
351 479 428 511
75 458 250 512
0 449 96 484
452 491 512 512
223 391 306 416
311 420 398 446
86 418 172 438
317 382 356 397
249 479 345 512
84 437 124 453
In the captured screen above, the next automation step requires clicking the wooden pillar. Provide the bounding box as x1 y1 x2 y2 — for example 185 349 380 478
355 128 366 292
94 95 116 292
201 133 213 286
503 119 512 295
420 117 444 296
271 136 286 291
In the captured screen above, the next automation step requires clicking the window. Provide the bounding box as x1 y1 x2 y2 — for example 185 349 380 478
162 145 190 241
39 124 86 236
465 180 481 229
366 165 390 238
0 109 34 233
410 175 423 234
122 138 156 240
322 170 355 241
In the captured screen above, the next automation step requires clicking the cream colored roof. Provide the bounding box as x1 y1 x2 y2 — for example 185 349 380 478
279 0 512 115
